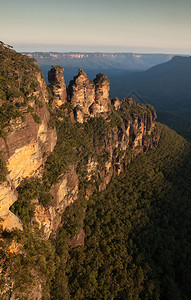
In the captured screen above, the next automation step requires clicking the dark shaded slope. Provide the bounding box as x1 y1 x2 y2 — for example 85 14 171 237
110 56 191 140
110 56 191 110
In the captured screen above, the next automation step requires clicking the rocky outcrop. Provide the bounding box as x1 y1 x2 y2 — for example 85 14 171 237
50 165 78 212
0 57 159 234
1 118 56 185
48 66 67 106
0 179 22 231
69 69 94 111
0 45 162 299
49 165 79 234
68 69 111 122
0 64 57 230
93 73 110 114
84 99 159 192
32 165 79 239
111 97 121 110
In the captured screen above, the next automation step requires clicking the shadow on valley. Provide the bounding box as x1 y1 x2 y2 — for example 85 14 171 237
109 56 191 142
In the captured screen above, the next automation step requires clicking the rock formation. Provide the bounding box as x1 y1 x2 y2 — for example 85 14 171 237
0 59 159 233
0 112 57 230
0 48 57 231
68 69 111 122
48 65 67 106
0 44 161 299
93 72 110 113
85 98 158 191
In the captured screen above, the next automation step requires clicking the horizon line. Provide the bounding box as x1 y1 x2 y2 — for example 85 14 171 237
18 49 190 56
10 43 191 56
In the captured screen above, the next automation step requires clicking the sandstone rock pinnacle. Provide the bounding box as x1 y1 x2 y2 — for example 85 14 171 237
68 69 111 122
48 66 67 106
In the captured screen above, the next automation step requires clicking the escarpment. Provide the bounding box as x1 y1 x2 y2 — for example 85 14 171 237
0 44 159 234
0 44 161 299
0 43 57 230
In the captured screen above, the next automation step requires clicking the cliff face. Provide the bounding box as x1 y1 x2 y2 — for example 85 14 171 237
84 98 158 192
0 111 57 230
0 180 22 231
0 50 159 233
34 98 158 239
0 44 161 299
0 44 57 230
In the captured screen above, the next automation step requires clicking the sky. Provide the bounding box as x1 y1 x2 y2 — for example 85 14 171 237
1 0 191 54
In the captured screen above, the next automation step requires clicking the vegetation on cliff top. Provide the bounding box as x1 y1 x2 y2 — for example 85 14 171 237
44 113 111 186
0 42 42 137
0 42 40 101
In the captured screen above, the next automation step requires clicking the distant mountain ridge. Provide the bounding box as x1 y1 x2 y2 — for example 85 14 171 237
23 52 173 71
22 52 174 84
110 55 191 107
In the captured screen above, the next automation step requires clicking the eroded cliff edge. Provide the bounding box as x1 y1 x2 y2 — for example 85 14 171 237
0 43 161 299
0 45 159 234
0 43 57 231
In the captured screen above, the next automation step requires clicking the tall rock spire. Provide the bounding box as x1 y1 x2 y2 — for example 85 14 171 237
48 66 67 106
68 69 111 122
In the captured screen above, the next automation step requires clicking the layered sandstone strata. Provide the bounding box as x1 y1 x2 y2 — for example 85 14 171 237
0 68 57 230
48 66 67 106
68 69 111 122
0 58 158 234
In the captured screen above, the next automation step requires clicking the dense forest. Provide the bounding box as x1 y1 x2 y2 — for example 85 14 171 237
52 124 191 299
